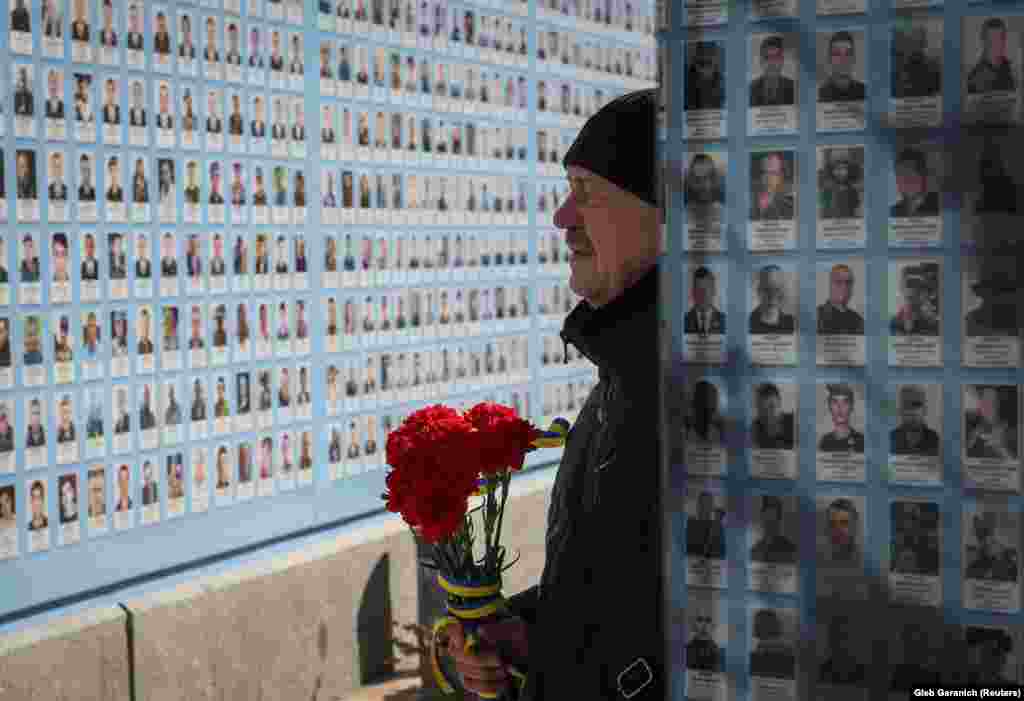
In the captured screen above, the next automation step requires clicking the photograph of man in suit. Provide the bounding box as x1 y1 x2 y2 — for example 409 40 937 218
891 24 941 99
45 69 65 120
10 0 30 34
0 403 14 453
77 153 95 202
685 41 725 111
156 82 173 130
208 163 224 205
750 265 796 335
891 263 939 336
138 384 156 430
817 263 864 335
751 383 795 451
965 385 1018 461
206 89 223 135
16 150 37 201
687 491 725 561
749 610 795 679
750 151 794 221
819 384 864 453
819 31 865 103
178 13 195 59
967 18 1017 95
102 78 120 125
228 93 244 137
105 156 123 203
14 66 33 117
191 379 206 421
751 496 797 564
131 157 148 204
73 75 95 125
20 235 40 283
891 147 940 217
750 35 795 107
251 95 266 138
48 151 67 202
890 385 940 457
226 22 242 66
141 460 158 506
25 398 46 448
683 266 725 336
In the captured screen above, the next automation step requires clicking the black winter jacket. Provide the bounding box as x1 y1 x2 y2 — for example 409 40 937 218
506 263 666 700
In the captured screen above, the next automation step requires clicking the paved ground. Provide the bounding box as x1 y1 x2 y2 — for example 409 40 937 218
342 676 424 701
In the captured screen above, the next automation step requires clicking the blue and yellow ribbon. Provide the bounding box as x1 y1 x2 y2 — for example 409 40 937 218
472 418 570 496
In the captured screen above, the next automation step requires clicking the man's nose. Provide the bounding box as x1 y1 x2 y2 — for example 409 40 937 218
553 190 581 230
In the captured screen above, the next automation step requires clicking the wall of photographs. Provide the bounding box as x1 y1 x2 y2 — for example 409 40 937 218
0 0 657 620
661 0 1024 697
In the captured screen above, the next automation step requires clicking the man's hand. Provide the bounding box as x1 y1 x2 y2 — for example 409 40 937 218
444 616 529 697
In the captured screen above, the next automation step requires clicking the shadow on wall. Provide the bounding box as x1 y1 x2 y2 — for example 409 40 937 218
357 554 395 686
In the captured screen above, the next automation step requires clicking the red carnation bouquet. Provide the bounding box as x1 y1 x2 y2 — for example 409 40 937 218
382 402 568 699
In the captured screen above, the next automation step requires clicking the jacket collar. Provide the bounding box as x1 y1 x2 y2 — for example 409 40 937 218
559 259 661 384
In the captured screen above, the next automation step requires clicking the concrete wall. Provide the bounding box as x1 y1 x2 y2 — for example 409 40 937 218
0 472 554 701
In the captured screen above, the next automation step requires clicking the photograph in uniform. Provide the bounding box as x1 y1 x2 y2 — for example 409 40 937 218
963 502 1021 614
748 494 799 596
815 260 866 366
748 265 798 366
888 144 943 246
684 41 726 140
888 384 942 487
816 145 865 248
748 34 798 136
888 16 943 129
686 486 727 590
816 29 867 132
749 382 798 481
682 151 726 252
683 265 726 364
962 16 1024 125
749 150 797 251
887 499 942 607
888 260 941 367
685 590 727 700
962 384 1020 493
816 494 867 600
749 607 798 700
962 255 1021 368
816 382 866 484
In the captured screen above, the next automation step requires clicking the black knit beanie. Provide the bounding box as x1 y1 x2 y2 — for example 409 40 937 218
562 88 658 207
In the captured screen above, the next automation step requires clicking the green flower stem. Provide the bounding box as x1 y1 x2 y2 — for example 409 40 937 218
491 471 511 576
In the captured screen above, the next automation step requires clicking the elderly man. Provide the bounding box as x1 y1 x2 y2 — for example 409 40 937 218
446 89 665 700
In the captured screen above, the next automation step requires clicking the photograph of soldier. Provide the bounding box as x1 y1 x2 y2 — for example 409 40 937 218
965 509 1019 582
684 266 725 336
890 262 939 336
684 381 725 448
964 385 1018 461
749 265 796 335
750 151 795 221
890 147 941 218
687 490 725 561
750 35 795 107
891 21 942 99
890 385 940 457
818 30 866 103
749 609 796 679
816 263 865 335
750 495 797 564
686 602 723 673
890 501 940 576
818 383 865 453
751 383 795 451
817 146 863 219
683 153 724 232
686 41 725 111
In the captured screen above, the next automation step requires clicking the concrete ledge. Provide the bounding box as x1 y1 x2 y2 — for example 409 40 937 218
0 605 130 701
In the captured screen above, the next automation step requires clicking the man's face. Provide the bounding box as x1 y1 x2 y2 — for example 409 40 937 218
109 160 119 184
696 49 718 80
30 405 41 427
758 270 784 310
17 155 29 179
757 393 780 424
987 27 1008 62
85 235 95 257
829 395 852 429
0 322 8 347
693 613 712 638
24 238 35 259
162 235 173 257
829 39 854 81
106 80 116 102
80 158 91 182
31 487 43 518
50 155 61 179
761 154 785 194
979 388 1000 422
829 268 853 307
159 85 169 111
49 72 60 98
828 507 855 546
556 166 661 308
832 160 850 184
760 44 784 77
688 160 715 203
61 401 72 425
53 241 68 274
133 83 143 107
693 276 715 307
896 161 925 198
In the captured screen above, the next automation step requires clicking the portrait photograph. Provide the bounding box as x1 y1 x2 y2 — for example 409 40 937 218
815 383 867 483
127 79 147 147
888 143 943 246
13 64 36 139
815 260 866 366
748 34 798 136
22 315 45 385
0 401 14 468
682 151 726 251
749 150 796 238
816 145 865 247
749 607 798 695
72 72 95 143
0 483 17 558
24 395 48 463
962 384 1019 475
682 378 727 478
44 69 68 142
683 264 726 365
749 264 798 366
684 591 727 699
70 0 92 62
686 486 727 590
888 499 942 607
100 76 122 145
964 503 1021 614
816 29 867 133
10 0 33 54
888 259 942 367
958 132 1024 248
816 601 870 692
26 479 51 552
962 16 1024 126
97 0 118 64
685 41 726 140
888 384 943 486
816 495 868 600
748 495 799 596
15 149 39 224
888 17 943 128
749 382 798 479
961 255 1021 368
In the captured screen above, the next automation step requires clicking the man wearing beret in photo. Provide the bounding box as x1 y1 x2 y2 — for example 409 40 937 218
446 88 666 700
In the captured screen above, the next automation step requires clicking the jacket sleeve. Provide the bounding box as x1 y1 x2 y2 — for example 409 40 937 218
504 584 540 626
590 447 666 700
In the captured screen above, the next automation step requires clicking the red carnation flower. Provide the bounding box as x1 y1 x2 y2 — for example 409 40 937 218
464 402 542 476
